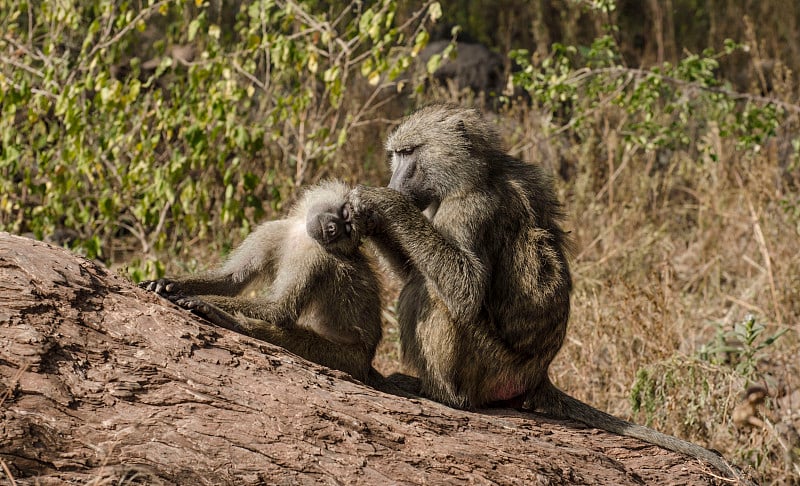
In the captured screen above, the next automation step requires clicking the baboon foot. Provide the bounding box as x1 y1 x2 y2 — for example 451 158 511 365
175 297 243 332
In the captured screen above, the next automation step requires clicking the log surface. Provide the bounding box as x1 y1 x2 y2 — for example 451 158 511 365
0 232 729 485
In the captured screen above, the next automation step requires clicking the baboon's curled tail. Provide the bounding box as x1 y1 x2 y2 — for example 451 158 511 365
529 379 750 483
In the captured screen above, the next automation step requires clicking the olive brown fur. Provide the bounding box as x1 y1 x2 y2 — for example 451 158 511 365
349 103 744 479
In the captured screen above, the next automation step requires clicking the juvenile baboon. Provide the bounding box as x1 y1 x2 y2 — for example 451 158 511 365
349 104 741 478
140 181 382 383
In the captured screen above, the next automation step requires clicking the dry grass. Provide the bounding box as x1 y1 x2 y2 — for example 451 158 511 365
477 101 798 482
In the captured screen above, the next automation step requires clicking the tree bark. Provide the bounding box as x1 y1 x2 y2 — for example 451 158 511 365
0 232 732 485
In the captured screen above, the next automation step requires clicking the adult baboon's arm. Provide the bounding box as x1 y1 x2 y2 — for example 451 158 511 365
350 185 489 325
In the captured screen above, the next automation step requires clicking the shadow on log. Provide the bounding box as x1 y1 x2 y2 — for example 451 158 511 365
0 232 740 485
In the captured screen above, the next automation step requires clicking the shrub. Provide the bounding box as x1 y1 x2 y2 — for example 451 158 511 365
0 0 440 278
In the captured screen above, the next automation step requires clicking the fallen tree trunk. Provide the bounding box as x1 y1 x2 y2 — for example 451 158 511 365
0 232 734 485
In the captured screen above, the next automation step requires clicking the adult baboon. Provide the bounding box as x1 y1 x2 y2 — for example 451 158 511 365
348 104 740 477
140 181 382 383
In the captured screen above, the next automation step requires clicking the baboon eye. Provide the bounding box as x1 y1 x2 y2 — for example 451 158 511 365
341 206 350 221
395 146 416 157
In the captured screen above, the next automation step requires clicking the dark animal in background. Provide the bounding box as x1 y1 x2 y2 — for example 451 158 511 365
420 40 506 96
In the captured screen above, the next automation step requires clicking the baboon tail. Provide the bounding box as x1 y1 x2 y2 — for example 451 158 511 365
528 379 748 482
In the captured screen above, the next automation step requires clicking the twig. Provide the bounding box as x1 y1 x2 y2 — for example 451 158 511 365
723 294 766 315
0 54 45 78
231 60 267 92
0 363 24 485
575 66 800 115
66 0 170 86
0 459 17 486
734 170 783 326
91 0 170 54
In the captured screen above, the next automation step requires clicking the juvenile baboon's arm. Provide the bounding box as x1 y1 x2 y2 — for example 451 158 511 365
140 219 288 297
350 185 489 324
184 248 329 328
177 297 373 382
189 295 298 327
184 294 297 329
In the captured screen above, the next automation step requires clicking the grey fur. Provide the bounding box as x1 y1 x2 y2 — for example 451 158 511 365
140 181 382 383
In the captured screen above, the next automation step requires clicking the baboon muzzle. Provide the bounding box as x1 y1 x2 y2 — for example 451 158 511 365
307 211 351 244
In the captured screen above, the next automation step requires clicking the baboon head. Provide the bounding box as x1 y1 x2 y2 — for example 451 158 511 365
385 104 503 210
304 183 360 254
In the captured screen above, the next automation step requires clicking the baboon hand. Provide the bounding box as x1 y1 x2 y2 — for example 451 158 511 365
347 185 386 236
139 278 185 300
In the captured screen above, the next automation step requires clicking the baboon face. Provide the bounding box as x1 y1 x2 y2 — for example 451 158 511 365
387 146 436 210
385 104 490 211
305 200 357 253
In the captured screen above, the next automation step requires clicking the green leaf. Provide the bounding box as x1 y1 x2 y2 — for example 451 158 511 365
428 2 442 22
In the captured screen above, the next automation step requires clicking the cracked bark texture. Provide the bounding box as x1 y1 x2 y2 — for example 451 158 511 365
0 232 735 485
